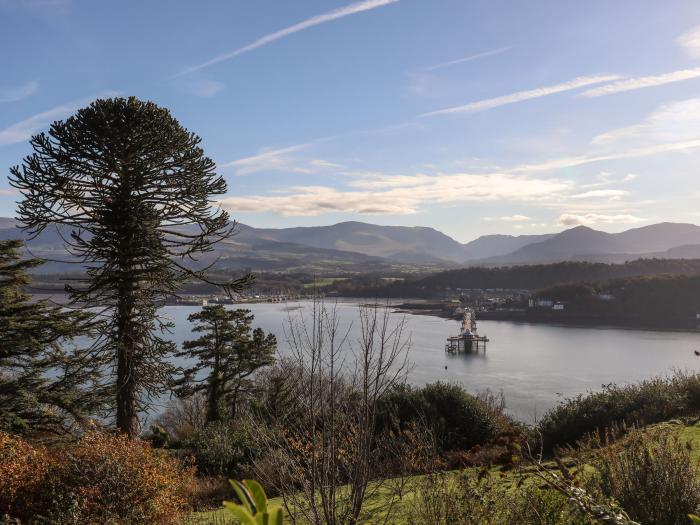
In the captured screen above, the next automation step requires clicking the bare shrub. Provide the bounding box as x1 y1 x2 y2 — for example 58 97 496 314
156 392 208 443
252 300 411 525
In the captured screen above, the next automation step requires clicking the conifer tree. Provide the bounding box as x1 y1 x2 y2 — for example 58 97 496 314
176 305 276 423
0 239 105 435
9 97 249 437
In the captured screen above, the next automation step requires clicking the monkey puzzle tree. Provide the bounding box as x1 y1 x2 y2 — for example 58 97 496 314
176 305 276 423
9 97 248 437
0 240 105 435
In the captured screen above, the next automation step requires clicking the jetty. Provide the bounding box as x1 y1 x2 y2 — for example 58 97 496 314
446 308 489 353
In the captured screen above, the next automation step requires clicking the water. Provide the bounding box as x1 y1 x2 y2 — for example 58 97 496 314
159 300 700 423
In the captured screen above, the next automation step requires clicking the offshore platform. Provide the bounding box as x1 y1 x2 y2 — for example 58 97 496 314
445 308 489 353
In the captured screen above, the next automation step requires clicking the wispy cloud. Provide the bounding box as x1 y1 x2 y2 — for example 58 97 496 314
678 25 700 59
220 172 573 216
484 214 530 222
559 213 647 227
174 0 399 77
581 67 700 97
188 79 224 97
421 74 620 117
0 92 118 146
591 98 700 146
0 80 38 103
571 189 628 200
222 144 313 175
513 138 700 173
422 46 512 72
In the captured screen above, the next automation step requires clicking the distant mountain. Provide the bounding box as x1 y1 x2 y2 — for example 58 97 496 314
481 223 700 265
244 221 468 263
462 233 555 260
4 217 700 273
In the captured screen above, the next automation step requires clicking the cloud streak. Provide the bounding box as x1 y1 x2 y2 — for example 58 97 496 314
582 67 700 97
421 74 620 116
0 80 38 103
0 92 118 146
175 0 399 77
422 46 512 72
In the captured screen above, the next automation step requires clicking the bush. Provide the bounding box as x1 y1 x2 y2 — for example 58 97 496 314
0 430 196 524
189 420 260 476
379 383 503 452
538 372 700 450
589 425 700 525
0 432 51 521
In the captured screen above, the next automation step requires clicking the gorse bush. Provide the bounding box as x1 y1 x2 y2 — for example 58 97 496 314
189 420 261 476
538 372 700 449
0 430 196 524
589 425 700 525
379 382 505 452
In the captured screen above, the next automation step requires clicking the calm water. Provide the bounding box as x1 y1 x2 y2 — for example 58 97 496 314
159 301 700 423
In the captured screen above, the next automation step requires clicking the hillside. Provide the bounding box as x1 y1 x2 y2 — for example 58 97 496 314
481 223 700 265
245 221 468 263
5 218 700 272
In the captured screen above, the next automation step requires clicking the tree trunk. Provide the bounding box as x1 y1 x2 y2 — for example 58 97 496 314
115 180 139 438
115 293 138 437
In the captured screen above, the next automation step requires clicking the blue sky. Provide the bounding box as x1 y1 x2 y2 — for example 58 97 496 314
2 0 700 242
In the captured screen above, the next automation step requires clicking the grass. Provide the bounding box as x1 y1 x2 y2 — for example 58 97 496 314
189 419 700 524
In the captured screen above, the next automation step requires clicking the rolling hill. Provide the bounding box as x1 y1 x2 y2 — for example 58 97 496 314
4 218 700 273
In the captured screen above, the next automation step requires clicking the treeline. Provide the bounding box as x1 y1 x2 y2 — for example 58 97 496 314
327 259 700 297
533 273 700 326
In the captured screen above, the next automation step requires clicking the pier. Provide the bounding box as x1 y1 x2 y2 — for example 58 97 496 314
445 308 489 353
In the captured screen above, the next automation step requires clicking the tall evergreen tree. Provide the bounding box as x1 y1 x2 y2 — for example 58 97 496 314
176 305 276 423
0 240 105 435
9 97 249 437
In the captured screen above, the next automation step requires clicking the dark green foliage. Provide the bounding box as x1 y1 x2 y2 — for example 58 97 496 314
538 372 700 450
0 240 105 435
329 259 700 298
534 274 700 327
176 305 276 423
379 382 502 451
188 420 261 476
10 97 249 437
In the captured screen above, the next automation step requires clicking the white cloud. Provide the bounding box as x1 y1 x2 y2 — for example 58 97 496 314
188 79 224 97
222 144 312 175
484 215 530 222
220 172 573 216
559 213 647 227
512 138 700 173
0 80 38 103
420 74 620 117
222 144 347 176
678 25 700 59
592 98 700 146
0 92 118 146
571 189 628 200
581 67 700 97
422 46 512 72
175 0 399 77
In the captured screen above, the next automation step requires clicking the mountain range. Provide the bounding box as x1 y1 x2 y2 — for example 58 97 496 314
2 217 700 273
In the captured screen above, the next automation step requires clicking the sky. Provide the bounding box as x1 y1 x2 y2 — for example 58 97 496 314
2 0 700 242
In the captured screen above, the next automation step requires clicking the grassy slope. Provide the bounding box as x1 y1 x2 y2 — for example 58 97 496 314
190 419 700 524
